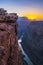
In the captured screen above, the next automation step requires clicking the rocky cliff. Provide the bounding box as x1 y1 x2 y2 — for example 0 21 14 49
0 8 22 65
22 21 43 65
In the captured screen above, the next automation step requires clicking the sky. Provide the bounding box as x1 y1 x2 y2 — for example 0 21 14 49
0 0 43 20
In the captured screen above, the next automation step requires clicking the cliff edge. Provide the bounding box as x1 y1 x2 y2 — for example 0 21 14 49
0 8 22 65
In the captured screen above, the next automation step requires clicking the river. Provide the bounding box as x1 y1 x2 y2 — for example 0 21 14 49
18 36 34 65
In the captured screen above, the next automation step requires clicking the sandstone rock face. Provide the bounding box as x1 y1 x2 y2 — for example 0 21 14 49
0 8 22 65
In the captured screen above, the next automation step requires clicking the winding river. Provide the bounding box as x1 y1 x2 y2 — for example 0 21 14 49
18 36 34 65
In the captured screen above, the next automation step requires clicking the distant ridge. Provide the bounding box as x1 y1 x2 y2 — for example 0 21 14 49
17 17 30 39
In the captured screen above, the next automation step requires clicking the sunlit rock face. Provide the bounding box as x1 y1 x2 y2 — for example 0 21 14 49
0 8 22 65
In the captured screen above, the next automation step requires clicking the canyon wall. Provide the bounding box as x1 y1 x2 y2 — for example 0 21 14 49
0 8 22 65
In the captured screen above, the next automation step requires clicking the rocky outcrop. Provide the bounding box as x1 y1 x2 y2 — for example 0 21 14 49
0 8 22 65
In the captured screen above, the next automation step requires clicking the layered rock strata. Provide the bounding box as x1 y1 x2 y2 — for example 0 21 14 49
0 8 22 65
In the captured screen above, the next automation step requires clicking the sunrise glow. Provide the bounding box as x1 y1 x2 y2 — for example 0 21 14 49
0 0 43 20
26 14 43 20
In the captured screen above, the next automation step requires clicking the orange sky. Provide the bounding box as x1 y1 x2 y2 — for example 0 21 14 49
18 11 43 20
25 14 43 20
0 0 43 20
